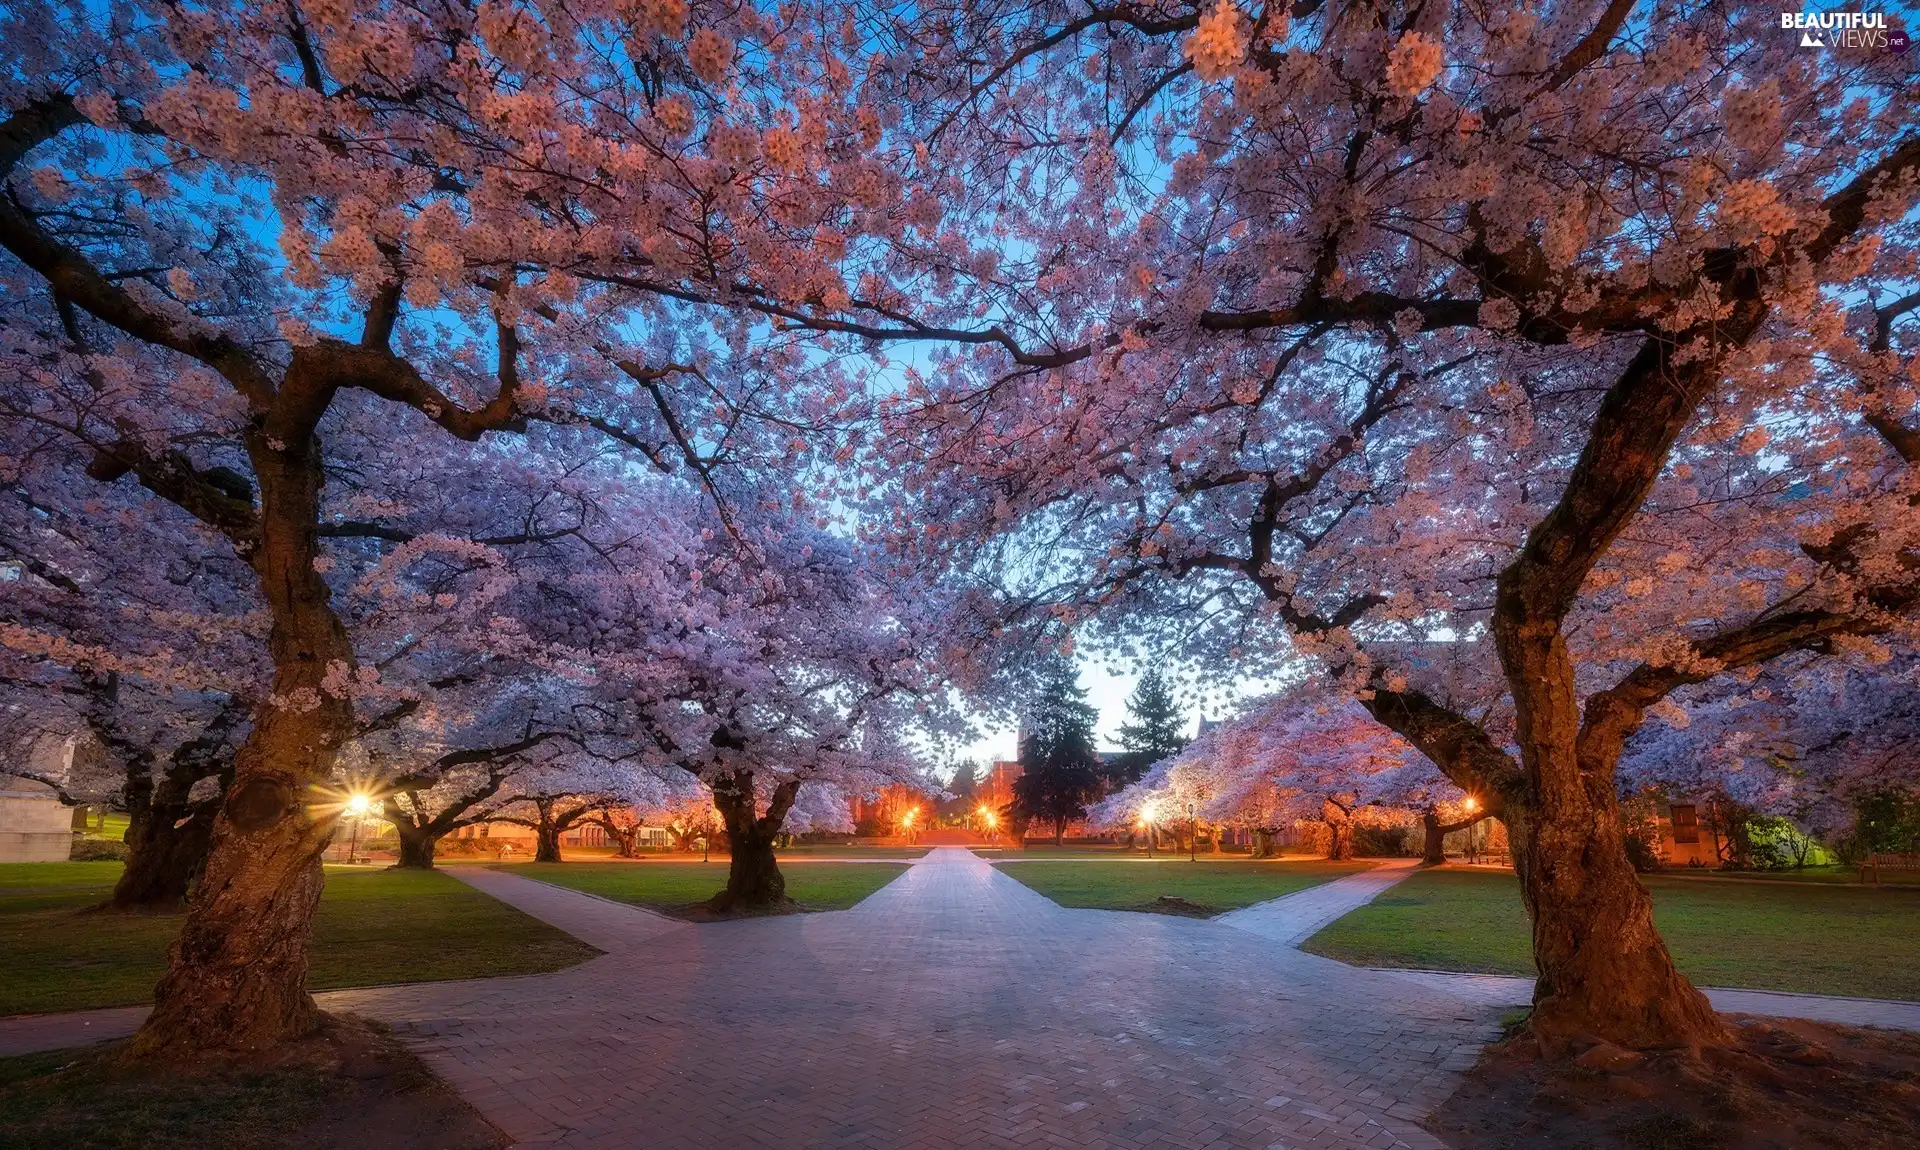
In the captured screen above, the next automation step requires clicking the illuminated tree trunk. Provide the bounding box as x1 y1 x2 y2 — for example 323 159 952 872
1497 621 1725 1051
131 428 353 1059
1322 800 1354 860
534 819 563 864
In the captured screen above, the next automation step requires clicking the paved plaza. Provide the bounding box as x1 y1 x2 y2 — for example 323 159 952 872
5 849 1917 1149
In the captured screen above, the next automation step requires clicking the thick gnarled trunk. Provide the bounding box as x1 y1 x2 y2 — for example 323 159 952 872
130 429 354 1060
393 823 437 869
718 829 785 907
534 822 563 864
1499 623 1724 1051
706 770 796 912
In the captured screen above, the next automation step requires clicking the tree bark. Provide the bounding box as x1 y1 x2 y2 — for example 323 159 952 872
112 793 216 909
393 823 437 869
130 423 355 1060
534 820 563 863
1421 810 1487 867
706 770 797 912
1497 622 1725 1051
1323 801 1353 860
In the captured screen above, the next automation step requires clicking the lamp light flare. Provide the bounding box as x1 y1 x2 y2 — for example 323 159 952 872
344 793 373 817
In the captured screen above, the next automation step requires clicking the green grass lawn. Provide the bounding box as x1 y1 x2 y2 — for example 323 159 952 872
0 1018 504 1150
0 863 599 1016
1302 867 1920 1000
1657 864 1920 887
507 860 908 912
778 844 932 858
993 858 1375 914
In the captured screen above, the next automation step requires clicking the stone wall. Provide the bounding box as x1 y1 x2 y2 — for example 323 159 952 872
0 789 73 862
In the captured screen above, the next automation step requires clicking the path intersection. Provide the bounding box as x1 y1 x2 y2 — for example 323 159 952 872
370 849 1494 1149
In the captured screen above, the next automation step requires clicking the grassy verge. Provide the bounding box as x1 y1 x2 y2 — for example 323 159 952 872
0 863 599 1016
0 1018 504 1150
506 860 908 913
993 858 1374 914
1302 866 1920 1000
779 844 932 858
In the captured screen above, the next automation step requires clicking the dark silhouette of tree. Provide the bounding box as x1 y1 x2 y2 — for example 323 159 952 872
1114 669 1188 784
943 759 979 818
1010 661 1103 844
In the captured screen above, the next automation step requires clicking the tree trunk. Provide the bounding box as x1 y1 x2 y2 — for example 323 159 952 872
1327 821 1353 860
535 822 562 864
1323 801 1353 860
393 823 437 869
608 822 640 858
717 828 785 907
706 770 796 912
130 423 355 1060
113 796 216 909
1053 819 1065 846
1498 622 1725 1051
1422 810 1447 866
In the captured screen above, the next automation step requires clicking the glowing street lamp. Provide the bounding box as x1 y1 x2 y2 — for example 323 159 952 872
343 791 373 865
1138 800 1158 858
1463 795 1480 863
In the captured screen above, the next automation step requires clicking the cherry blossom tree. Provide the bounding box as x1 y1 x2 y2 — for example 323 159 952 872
0 0 923 1055
543 511 951 910
1094 686 1476 858
861 2 1920 1050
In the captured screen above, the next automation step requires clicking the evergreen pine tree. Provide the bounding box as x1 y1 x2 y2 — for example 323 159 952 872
1010 660 1103 844
1113 669 1188 784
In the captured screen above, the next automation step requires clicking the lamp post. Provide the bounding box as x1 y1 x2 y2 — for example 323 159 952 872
1139 801 1157 857
1463 795 1479 864
1188 800 1197 863
344 793 372 865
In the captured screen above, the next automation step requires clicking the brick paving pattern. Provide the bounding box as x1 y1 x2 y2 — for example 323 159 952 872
1379 968 1920 1031
363 850 1496 1149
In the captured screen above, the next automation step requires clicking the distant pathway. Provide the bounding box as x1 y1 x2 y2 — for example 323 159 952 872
1215 857 1423 947
1378 969 1920 1031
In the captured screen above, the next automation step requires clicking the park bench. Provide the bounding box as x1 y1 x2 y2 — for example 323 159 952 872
1859 853 1920 883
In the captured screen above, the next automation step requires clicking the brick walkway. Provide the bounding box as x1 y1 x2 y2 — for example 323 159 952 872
354 850 1494 1149
1378 969 1920 1030
1216 860 1423 948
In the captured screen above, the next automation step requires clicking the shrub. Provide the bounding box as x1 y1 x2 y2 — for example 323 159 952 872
1836 789 1920 863
69 838 130 862
1619 794 1664 873
1351 825 1414 857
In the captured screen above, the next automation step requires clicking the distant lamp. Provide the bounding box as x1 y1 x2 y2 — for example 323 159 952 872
342 790 374 864
1463 795 1478 813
